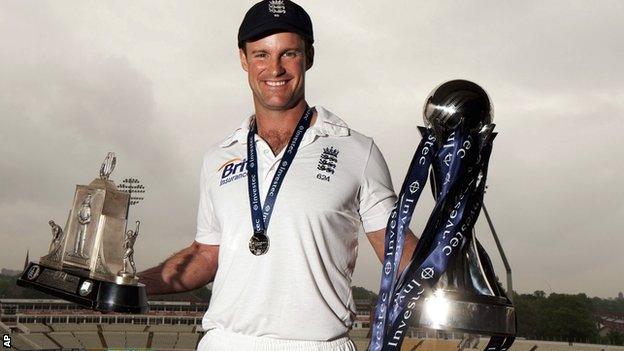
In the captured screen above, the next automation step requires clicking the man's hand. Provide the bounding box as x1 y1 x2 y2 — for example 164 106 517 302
137 241 219 295
366 228 418 275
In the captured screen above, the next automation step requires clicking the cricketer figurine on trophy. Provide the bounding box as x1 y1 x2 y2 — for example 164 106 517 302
17 152 149 314
369 80 516 351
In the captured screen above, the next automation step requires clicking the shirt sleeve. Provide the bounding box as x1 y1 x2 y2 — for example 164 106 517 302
195 155 222 245
358 140 397 233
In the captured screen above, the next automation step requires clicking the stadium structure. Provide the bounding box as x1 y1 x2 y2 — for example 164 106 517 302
0 298 206 350
2 298 624 350
598 313 624 338
0 298 374 350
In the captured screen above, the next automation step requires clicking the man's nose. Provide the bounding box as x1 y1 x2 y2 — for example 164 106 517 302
269 57 285 76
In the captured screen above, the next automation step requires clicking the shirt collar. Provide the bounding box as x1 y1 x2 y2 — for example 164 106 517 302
219 105 350 148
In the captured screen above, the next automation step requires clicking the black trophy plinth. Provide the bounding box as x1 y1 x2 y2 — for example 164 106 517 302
17 262 149 314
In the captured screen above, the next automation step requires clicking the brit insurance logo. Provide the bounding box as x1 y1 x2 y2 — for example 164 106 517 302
218 158 248 186
316 146 339 182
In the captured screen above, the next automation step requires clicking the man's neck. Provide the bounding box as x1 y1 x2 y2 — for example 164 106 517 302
254 100 316 155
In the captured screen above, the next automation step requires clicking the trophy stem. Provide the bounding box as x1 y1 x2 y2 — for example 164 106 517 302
482 204 514 302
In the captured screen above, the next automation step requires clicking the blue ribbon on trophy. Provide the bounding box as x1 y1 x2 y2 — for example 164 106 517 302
369 80 516 351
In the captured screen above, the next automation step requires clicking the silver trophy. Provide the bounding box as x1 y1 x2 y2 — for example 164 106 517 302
419 80 516 340
18 153 148 313
370 80 516 351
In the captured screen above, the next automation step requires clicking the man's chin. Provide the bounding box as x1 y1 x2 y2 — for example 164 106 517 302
258 98 303 111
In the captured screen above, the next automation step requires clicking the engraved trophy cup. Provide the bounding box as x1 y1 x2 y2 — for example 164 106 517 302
17 153 149 314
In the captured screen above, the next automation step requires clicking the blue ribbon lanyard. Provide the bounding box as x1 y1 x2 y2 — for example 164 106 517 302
369 128 438 351
384 130 495 350
403 130 477 283
246 107 313 238
369 125 498 351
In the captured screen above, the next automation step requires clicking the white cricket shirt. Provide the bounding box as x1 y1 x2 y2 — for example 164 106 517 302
195 106 396 341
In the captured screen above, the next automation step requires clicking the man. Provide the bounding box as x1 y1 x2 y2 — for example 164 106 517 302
138 1 418 350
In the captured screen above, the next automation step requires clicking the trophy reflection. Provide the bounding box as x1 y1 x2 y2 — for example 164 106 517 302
18 152 148 313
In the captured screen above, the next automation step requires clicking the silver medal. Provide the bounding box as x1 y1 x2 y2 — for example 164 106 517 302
249 233 270 256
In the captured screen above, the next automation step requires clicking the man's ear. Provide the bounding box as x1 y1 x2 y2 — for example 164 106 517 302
239 48 249 72
305 45 314 70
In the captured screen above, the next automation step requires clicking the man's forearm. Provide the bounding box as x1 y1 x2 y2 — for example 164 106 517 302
137 241 219 295
366 228 419 275
398 230 418 274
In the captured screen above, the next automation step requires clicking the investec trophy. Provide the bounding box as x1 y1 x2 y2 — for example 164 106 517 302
370 80 516 351
17 153 148 314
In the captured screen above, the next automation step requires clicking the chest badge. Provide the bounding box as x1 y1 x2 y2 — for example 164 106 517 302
316 146 339 182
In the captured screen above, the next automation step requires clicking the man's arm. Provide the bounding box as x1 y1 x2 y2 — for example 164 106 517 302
137 241 219 295
366 228 418 274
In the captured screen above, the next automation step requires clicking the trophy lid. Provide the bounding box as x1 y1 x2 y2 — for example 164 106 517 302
423 79 493 139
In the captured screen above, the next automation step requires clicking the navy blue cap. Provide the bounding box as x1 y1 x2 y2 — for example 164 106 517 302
238 0 314 48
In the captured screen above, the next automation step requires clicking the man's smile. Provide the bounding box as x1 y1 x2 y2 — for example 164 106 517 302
264 80 289 87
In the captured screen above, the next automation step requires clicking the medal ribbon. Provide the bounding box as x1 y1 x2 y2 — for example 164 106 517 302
246 107 313 239
369 128 437 351
370 125 508 351
397 131 465 289
384 129 496 350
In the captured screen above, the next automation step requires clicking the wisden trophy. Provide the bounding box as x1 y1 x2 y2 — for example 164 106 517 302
17 153 148 314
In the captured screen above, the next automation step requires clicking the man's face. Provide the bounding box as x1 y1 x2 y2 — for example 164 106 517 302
240 32 311 111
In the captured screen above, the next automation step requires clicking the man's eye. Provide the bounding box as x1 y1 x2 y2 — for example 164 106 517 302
283 51 299 58
254 53 268 58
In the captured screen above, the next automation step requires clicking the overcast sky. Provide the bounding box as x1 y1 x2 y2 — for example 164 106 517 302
1 1 622 298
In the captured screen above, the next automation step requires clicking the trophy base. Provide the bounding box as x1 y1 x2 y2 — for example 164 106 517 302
65 252 91 266
418 291 516 336
115 272 139 285
17 262 149 314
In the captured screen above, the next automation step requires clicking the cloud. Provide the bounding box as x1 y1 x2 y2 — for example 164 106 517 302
0 1 194 268
1 1 622 298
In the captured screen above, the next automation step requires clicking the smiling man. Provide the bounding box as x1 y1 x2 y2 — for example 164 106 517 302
137 1 418 350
